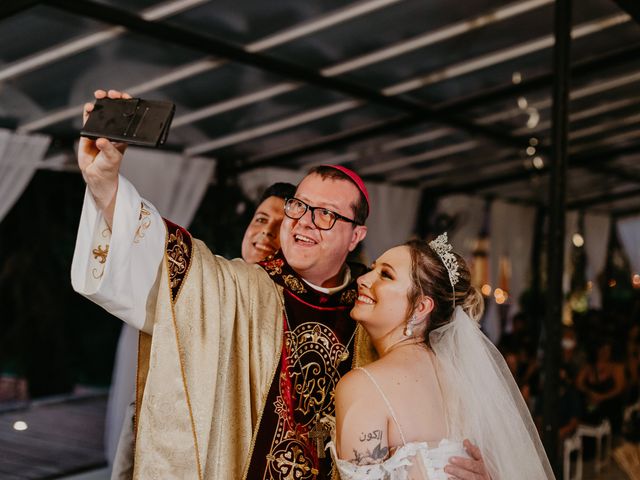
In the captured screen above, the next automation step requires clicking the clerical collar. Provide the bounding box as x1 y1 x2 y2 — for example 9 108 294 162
260 251 364 309
302 267 351 295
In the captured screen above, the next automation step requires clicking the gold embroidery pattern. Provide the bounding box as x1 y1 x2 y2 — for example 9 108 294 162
300 325 330 351
265 323 347 479
283 275 307 294
134 203 152 244
273 395 289 419
92 245 109 264
167 230 190 291
139 203 150 220
267 444 318 480
339 289 357 306
264 258 284 276
91 244 109 279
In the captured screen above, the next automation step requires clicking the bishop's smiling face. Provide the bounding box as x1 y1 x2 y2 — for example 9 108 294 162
280 173 367 287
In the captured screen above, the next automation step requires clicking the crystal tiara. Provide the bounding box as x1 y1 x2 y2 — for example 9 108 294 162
429 232 460 288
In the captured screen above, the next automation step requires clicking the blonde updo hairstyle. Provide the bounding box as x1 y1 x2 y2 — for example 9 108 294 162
404 239 484 347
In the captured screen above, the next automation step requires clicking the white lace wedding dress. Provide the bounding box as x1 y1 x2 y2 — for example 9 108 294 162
326 367 468 480
328 437 466 480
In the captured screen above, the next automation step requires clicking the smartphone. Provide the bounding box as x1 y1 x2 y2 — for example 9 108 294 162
80 97 175 148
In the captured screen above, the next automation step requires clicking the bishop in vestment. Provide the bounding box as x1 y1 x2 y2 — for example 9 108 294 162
73 167 375 478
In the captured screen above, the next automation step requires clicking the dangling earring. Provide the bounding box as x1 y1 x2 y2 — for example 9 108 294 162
404 315 416 337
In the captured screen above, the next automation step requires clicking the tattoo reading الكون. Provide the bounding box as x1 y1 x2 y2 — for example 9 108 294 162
351 442 390 466
359 430 383 442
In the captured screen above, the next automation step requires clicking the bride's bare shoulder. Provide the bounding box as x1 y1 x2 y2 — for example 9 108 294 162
336 360 395 402
336 367 373 401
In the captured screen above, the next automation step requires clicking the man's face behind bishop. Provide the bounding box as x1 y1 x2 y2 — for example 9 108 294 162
241 196 285 264
280 173 366 287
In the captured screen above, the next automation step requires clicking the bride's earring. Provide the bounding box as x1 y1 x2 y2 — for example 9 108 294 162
404 315 416 337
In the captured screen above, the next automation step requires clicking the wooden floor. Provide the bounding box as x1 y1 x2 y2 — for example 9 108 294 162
584 462 629 480
57 467 110 480
0 395 107 480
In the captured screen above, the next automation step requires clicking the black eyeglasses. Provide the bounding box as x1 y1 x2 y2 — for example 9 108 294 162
284 197 359 231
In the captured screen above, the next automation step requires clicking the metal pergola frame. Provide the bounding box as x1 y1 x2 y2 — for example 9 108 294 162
2 0 638 218
36 0 535 153
3 0 637 210
241 42 640 168
1 0 638 212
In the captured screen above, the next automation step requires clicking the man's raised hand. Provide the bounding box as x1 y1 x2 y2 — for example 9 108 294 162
79 89 131 227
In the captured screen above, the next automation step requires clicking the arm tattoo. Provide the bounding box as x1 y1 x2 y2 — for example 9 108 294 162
359 429 383 442
350 441 389 465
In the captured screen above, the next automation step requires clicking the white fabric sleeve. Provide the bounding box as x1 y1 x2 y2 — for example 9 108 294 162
71 174 165 334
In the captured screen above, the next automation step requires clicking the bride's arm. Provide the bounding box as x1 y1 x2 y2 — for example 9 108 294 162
335 370 390 465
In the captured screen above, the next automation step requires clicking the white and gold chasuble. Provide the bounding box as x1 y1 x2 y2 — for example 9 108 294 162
71 176 375 479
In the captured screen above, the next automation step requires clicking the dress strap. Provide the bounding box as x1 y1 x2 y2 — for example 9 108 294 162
355 367 407 446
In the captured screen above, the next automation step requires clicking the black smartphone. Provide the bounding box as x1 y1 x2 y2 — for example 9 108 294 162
80 97 175 148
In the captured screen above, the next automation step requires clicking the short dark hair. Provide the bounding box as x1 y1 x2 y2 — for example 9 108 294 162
306 166 369 225
258 182 296 204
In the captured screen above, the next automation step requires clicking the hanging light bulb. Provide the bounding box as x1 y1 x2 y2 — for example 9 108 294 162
532 156 544 170
526 108 540 129
572 233 584 247
517 97 528 109
512 72 522 84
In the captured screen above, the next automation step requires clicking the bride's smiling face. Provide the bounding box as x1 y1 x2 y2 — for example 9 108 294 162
351 246 414 331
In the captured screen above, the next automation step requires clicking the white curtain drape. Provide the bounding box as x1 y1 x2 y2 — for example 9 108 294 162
238 166 304 202
119 148 216 226
618 215 640 274
564 212 579 294
362 182 421 262
564 212 611 308
0 128 51 223
105 148 215 465
484 200 535 343
584 214 610 309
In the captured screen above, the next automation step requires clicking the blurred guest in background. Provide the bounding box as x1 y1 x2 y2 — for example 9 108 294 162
576 338 626 433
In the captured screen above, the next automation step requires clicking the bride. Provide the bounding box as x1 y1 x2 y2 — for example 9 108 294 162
329 234 554 479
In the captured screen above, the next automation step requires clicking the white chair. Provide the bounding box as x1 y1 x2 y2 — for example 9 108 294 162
624 401 640 424
577 419 612 474
563 432 583 480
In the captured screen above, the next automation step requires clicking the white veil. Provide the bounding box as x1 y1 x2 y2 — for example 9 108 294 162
430 306 555 480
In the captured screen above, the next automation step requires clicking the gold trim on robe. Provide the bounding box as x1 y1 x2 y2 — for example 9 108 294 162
132 223 284 478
